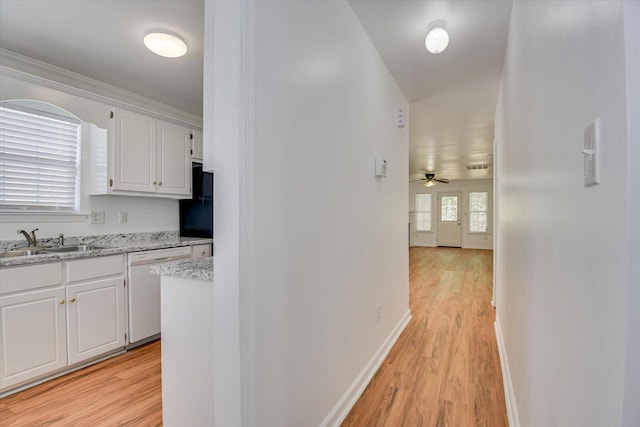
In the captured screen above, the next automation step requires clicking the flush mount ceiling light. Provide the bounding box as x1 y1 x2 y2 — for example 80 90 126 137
144 31 187 58
425 20 449 54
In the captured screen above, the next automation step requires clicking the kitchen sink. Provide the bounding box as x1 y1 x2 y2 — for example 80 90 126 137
42 245 108 253
0 245 108 258
0 249 47 257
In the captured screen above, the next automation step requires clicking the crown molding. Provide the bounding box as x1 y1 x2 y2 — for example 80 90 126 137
0 48 202 128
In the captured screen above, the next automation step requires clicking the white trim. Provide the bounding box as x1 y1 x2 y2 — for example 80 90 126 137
494 316 519 427
319 309 412 427
0 49 202 128
239 1 257 426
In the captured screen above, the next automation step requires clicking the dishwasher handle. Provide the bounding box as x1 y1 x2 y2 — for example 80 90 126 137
129 246 192 266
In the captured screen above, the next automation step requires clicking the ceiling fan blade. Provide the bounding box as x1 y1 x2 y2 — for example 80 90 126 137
409 179 427 182
434 178 449 183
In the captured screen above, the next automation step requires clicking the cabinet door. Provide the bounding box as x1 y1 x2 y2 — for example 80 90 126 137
156 121 192 197
0 287 67 390
192 130 204 161
112 109 156 193
66 278 126 365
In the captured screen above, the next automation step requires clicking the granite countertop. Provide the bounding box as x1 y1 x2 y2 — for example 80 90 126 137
0 231 213 268
151 257 213 281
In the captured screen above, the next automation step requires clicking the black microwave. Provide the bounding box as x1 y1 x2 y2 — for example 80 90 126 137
179 163 213 238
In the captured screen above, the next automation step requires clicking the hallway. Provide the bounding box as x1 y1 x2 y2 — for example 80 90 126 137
343 247 507 426
0 248 507 426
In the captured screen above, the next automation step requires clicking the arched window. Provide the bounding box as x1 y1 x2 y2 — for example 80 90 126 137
0 100 81 212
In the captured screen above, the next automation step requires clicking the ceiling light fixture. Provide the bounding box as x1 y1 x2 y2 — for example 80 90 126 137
425 20 449 54
144 31 188 58
424 180 435 187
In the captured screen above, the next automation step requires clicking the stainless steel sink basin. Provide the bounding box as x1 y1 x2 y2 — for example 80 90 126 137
42 245 107 253
0 245 109 259
0 249 47 257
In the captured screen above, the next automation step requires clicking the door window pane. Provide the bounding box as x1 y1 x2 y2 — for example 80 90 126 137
440 196 458 221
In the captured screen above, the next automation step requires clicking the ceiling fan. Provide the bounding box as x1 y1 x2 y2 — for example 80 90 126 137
410 173 450 187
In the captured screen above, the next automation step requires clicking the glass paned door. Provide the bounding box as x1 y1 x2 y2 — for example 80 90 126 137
437 192 461 247
440 196 458 221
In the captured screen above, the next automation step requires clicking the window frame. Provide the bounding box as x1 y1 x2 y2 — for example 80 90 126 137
414 192 433 232
0 100 86 222
468 191 489 233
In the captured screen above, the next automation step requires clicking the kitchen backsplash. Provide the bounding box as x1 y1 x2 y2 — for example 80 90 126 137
0 231 180 251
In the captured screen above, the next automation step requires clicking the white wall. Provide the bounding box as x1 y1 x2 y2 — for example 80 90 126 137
206 1 410 425
622 1 640 426
409 179 493 249
0 72 187 240
494 1 635 426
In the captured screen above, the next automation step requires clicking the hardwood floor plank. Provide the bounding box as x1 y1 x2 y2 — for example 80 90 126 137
1 248 507 426
0 340 162 426
343 248 508 426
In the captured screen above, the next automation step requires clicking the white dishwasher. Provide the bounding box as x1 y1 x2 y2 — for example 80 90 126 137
127 246 191 346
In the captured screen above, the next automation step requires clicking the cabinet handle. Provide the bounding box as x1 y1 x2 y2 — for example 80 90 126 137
158 182 162 186
70 297 76 303
153 181 157 185
201 250 206 255
59 299 65 304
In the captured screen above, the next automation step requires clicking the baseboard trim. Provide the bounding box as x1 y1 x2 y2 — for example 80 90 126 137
495 316 520 427
319 309 412 427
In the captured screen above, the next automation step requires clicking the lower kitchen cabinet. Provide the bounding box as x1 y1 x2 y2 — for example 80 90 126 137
66 277 126 365
0 254 126 394
0 287 68 390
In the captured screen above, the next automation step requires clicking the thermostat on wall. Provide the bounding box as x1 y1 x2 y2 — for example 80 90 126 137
375 157 388 177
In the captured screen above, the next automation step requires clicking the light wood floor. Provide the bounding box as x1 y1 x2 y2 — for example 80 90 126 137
343 247 507 426
0 340 162 426
1 247 506 426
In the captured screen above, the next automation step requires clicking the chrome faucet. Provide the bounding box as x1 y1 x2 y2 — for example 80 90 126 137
59 233 65 247
17 228 38 247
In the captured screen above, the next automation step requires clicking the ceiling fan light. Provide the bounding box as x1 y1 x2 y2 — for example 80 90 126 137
425 23 449 54
424 180 435 187
144 31 187 58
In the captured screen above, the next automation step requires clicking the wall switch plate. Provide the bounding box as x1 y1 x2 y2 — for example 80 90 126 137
118 211 128 224
583 118 600 186
90 211 105 224
375 157 388 177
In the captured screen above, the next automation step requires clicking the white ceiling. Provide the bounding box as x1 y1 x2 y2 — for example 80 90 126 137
349 0 512 180
0 0 204 117
0 0 511 182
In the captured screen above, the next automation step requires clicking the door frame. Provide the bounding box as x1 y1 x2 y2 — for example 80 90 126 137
437 191 462 247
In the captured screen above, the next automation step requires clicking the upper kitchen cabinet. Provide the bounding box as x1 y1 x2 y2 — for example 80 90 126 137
156 121 192 196
192 130 204 162
91 108 192 199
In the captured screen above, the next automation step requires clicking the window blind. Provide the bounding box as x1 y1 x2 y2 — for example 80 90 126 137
0 105 81 211
415 193 432 231
469 191 488 232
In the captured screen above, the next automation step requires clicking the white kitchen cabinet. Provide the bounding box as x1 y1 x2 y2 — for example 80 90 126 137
66 255 126 365
0 254 126 393
192 130 203 162
0 286 68 390
191 243 211 259
156 121 192 196
91 108 192 199
112 108 156 193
